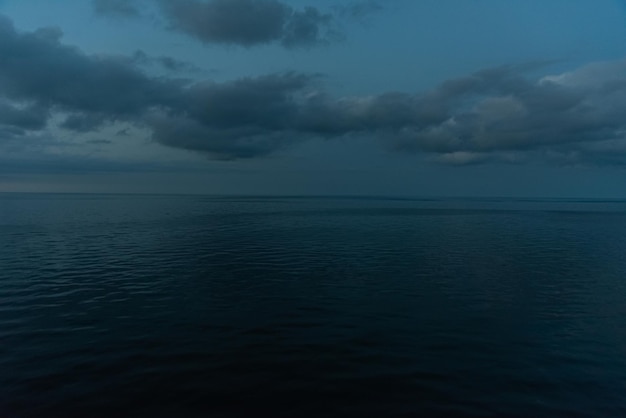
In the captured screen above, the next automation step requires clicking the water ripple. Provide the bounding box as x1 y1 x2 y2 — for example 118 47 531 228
1 195 626 417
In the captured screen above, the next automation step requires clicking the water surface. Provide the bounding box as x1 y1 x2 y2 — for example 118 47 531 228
1 194 626 417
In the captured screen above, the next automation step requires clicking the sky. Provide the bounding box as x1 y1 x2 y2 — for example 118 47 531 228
1 0 626 197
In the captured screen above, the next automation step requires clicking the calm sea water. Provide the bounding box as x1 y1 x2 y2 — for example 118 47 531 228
1 194 626 417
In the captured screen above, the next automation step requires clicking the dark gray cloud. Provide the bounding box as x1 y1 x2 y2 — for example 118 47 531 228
132 50 204 73
0 15 181 132
149 115 293 160
158 56 193 72
0 101 49 131
60 113 109 132
148 72 316 159
158 0 335 48
0 125 27 140
87 139 113 145
149 61 626 164
92 0 383 49
93 0 141 18
1 14 626 166
402 62 626 162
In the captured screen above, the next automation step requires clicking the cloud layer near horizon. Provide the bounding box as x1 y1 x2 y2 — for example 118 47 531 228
1 14 626 166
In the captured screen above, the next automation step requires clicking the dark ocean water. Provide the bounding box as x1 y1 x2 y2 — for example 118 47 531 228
1 194 626 417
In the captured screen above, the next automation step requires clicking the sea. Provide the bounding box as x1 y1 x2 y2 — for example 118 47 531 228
1 193 626 417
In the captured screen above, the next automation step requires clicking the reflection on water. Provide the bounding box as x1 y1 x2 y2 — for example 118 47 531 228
1 194 626 417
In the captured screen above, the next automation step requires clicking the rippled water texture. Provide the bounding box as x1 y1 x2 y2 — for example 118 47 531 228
1 194 626 417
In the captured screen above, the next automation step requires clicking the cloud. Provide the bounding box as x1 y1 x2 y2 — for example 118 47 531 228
158 0 335 48
0 15 181 132
0 101 49 131
2 14 626 166
148 72 316 159
93 0 384 49
151 61 626 164
0 125 27 140
132 49 205 73
413 61 626 158
60 113 109 132
93 0 141 18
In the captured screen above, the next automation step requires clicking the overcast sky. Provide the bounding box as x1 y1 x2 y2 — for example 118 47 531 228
1 0 626 197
